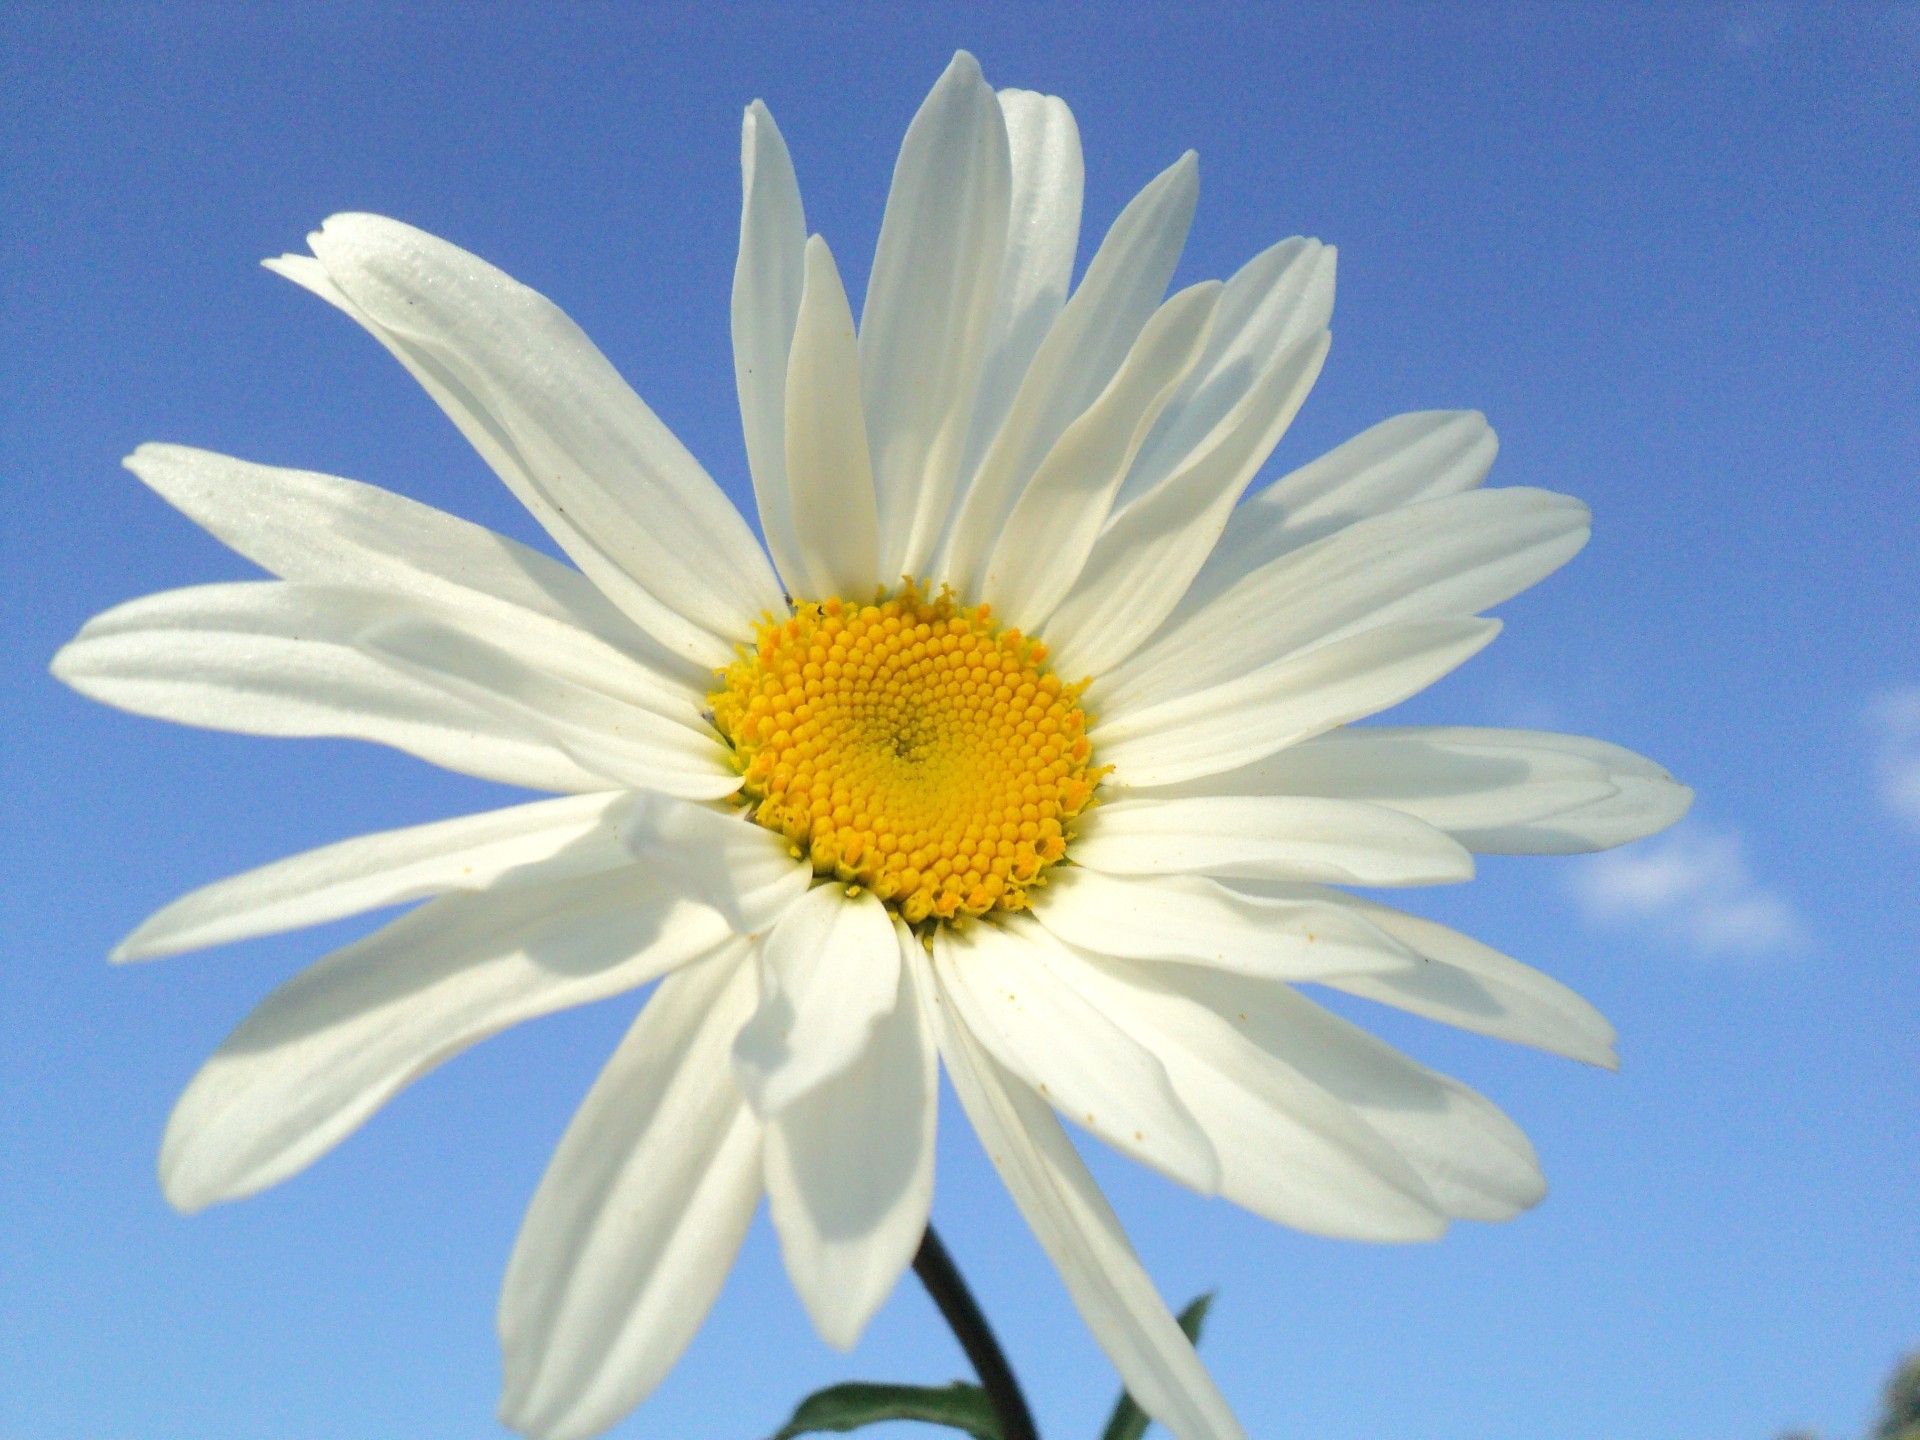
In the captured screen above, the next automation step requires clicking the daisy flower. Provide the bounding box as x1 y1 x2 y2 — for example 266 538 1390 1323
52 51 1690 1440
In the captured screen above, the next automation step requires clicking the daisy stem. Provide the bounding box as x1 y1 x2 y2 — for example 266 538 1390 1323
912 1224 1040 1440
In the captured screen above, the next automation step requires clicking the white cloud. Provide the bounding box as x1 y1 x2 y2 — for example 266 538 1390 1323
1567 822 1803 958
1867 685 1920 829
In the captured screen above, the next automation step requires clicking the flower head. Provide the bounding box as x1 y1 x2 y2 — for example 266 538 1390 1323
53 51 1689 1440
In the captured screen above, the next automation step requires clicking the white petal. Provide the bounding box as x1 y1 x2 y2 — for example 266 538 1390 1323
301 213 784 663
1422 729 1693 853
732 885 900 1115
1099 487 1587 715
914 943 1247 1440
732 100 811 594
361 615 739 799
782 237 881 597
115 791 630 962
1098 617 1499 792
765 918 936 1350
123 442 703 694
1046 327 1329 682
617 791 813 934
956 89 1084 489
1273 887 1618 1067
1116 237 1336 512
940 151 1199 597
860 52 1012 581
50 582 607 793
160 870 734 1212
1064 952 1447 1241
982 281 1221 633
931 918 1219 1192
1031 868 1417 982
1072 795 1475 887
1163 963 1547 1222
1177 410 1498 624
498 943 762 1440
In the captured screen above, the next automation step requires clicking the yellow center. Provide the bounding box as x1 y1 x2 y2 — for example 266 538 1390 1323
710 582 1103 926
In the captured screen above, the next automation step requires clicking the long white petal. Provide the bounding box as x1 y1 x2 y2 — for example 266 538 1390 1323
956 89 1084 492
1095 618 1500 791
932 918 1219 1192
1115 237 1336 513
1031 868 1417 982
915 943 1247 1440
982 281 1220 633
860 52 1011 581
1061 950 1448 1241
765 918 936 1350
159 871 734 1212
50 582 607 793
1161 962 1547 1222
783 237 881 597
732 99 811 593
123 442 703 694
1046 327 1329 681
1072 795 1475 887
940 151 1199 596
1099 487 1587 714
617 791 813 934
1176 410 1499 624
1258 886 1619 1067
498 943 762 1440
115 791 630 962
733 885 900 1115
302 213 784 663
362 615 739 799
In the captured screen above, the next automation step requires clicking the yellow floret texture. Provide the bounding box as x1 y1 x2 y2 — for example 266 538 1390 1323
710 583 1103 925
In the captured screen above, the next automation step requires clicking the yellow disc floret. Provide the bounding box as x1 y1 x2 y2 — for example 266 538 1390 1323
710 582 1104 926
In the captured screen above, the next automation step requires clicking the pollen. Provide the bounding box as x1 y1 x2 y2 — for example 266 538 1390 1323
710 582 1104 926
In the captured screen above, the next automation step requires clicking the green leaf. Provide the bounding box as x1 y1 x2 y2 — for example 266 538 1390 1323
1096 1292 1216 1440
768 1380 1005 1440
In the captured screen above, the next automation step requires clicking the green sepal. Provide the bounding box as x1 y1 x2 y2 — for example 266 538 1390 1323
1096 1292 1216 1440
768 1380 1005 1440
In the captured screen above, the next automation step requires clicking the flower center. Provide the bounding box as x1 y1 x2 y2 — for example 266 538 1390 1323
710 582 1102 925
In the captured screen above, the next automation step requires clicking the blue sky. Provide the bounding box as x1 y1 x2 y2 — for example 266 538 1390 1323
3 5 1915 1439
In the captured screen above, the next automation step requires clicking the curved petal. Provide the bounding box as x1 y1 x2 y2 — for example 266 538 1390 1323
956 88 1084 490
1030 867 1417 982
1094 616 1500 790
123 442 702 693
940 150 1200 597
115 791 631 962
782 237 881 598
1046 327 1329 681
50 582 608 794
362 615 740 799
982 281 1220 632
617 791 813 934
1059 949 1448 1241
932 917 1219 1192
732 885 900 1115
159 870 735 1212
732 99 811 592
764 918 936 1350
1115 237 1336 513
859 51 1012 582
913 942 1247 1440
498 943 762 1440
1099 486 1587 715
300 213 784 662
1264 886 1618 1067
1071 795 1475 887
1177 409 1498 623
1158 962 1547 1222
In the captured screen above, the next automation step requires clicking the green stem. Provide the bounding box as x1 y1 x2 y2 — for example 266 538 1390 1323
912 1225 1040 1440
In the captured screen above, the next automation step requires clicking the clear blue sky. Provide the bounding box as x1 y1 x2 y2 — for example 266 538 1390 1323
4 5 1915 1439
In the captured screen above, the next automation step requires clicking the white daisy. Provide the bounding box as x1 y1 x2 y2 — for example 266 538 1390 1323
52 52 1690 1440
